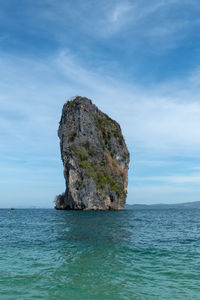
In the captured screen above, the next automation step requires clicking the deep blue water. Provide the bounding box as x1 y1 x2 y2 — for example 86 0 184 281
0 208 200 299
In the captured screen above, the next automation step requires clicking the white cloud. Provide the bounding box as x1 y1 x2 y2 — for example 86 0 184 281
110 2 133 23
133 173 200 185
2 50 200 157
1 50 200 205
19 0 200 52
127 184 200 204
57 51 200 156
100 1 135 35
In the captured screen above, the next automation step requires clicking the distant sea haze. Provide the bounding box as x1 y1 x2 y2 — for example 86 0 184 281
4 200 200 210
1 208 200 299
126 200 200 209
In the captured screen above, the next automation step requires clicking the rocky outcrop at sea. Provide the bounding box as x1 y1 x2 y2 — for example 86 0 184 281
55 96 129 210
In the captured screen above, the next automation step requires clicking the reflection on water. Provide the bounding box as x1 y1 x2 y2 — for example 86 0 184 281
56 210 131 245
1 209 200 299
50 211 133 300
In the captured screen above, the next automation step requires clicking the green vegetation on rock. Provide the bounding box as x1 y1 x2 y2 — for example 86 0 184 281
72 143 126 198
69 129 77 142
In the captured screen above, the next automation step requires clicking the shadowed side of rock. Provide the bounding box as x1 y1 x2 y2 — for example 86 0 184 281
55 96 130 210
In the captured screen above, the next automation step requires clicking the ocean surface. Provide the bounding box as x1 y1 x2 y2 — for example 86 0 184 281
0 208 200 300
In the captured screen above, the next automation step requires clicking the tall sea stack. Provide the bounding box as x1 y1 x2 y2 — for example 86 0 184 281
55 96 130 210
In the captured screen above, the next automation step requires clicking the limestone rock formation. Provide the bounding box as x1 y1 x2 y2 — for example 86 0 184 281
55 96 129 210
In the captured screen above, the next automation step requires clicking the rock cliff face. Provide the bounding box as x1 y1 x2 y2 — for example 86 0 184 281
55 96 129 210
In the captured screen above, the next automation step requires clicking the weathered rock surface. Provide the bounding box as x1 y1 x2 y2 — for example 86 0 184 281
55 96 129 210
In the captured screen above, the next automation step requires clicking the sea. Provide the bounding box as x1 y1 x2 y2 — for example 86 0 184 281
0 208 200 300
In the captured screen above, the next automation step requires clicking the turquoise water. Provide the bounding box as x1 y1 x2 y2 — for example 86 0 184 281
1 209 200 299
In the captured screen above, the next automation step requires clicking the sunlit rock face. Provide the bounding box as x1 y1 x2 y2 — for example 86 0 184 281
55 96 129 210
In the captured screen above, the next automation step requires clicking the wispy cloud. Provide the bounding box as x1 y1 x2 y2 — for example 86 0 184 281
4 0 198 53
2 49 200 157
1 49 200 205
133 173 200 185
99 1 135 35
110 3 133 23
128 184 200 204
54 51 200 156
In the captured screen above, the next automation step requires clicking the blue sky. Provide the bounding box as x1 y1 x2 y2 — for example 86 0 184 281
1 0 200 207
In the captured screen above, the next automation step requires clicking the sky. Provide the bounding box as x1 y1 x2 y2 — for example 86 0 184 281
1 0 200 207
